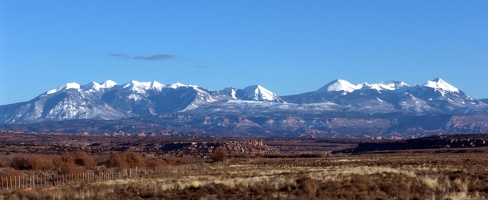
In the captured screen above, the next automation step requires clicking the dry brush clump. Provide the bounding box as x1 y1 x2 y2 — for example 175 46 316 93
70 151 96 169
10 154 53 171
4 151 99 175
52 151 97 174
144 157 169 168
53 156 85 175
211 146 228 162
106 152 145 169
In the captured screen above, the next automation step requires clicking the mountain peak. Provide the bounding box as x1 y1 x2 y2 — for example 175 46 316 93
246 85 264 90
81 82 101 91
101 80 117 89
237 85 284 102
317 79 359 93
47 82 81 94
4 78 485 125
361 80 409 91
81 80 118 91
149 81 165 90
167 82 188 89
422 78 459 92
123 80 165 93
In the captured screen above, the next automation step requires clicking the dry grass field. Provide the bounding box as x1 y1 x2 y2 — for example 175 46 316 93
1 151 488 200
0 132 487 199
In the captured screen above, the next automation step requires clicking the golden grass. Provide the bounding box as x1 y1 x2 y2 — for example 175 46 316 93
1 153 488 199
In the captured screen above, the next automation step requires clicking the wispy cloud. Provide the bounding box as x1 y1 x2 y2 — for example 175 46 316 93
110 53 175 61
109 53 131 59
133 54 175 60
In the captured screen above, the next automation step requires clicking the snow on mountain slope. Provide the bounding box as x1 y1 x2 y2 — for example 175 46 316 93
282 78 486 114
167 82 190 89
47 82 81 94
0 89 129 123
82 80 118 92
0 80 229 123
236 85 285 102
82 82 102 92
101 80 118 89
317 79 409 93
180 87 231 111
316 79 360 93
101 82 224 114
422 78 459 93
361 81 409 91
221 88 238 99
48 81 120 94
1 78 487 124
220 85 284 102
122 80 165 93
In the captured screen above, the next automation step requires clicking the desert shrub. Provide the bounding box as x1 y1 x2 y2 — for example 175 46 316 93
53 155 71 168
10 154 53 170
296 177 319 198
145 158 168 168
106 153 127 169
71 151 96 168
211 146 228 162
52 152 93 174
125 152 145 167
106 152 144 169
59 161 86 174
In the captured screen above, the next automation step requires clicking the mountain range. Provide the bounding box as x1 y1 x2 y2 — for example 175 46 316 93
1 78 487 138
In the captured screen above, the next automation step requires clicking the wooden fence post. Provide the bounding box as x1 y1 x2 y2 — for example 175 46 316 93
0 164 216 191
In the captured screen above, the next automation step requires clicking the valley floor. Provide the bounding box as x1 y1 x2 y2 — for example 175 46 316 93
2 152 488 200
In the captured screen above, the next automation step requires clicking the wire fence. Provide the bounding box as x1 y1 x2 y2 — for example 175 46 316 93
0 162 225 191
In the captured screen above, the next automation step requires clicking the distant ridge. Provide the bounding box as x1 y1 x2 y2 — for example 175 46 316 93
0 78 486 125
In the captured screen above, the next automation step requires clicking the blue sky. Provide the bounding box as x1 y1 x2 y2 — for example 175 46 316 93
1 0 487 105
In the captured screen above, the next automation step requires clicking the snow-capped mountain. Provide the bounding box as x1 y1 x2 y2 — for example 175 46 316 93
316 79 409 94
0 83 129 123
0 80 284 123
316 79 361 93
221 85 284 102
220 85 284 102
361 80 409 91
81 80 118 92
422 78 459 93
282 78 485 114
0 78 487 124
